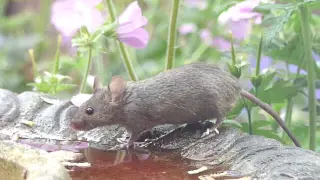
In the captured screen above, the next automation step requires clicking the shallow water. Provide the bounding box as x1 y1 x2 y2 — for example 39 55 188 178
17 139 241 179
69 147 199 180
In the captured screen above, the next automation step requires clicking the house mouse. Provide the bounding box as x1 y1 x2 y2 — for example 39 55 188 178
70 62 301 148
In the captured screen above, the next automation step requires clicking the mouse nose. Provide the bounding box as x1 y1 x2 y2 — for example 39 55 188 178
70 121 85 130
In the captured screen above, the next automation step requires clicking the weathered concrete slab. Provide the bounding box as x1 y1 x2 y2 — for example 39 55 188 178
0 140 71 180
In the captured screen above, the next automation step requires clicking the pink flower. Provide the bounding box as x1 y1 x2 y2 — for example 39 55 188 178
179 23 197 35
212 37 231 51
50 0 105 37
116 1 149 49
218 0 269 40
200 29 213 45
184 0 207 10
200 29 231 52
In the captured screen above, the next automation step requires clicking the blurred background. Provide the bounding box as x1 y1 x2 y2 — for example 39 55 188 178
0 0 319 149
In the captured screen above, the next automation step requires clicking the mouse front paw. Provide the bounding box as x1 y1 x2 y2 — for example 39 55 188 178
200 127 220 138
117 137 128 144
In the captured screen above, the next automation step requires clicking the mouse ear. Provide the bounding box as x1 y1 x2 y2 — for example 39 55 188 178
108 76 127 104
93 76 103 93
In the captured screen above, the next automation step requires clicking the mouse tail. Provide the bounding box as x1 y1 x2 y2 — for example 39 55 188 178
240 90 301 147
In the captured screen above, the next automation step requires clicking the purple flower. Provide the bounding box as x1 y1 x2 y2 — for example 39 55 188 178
312 51 320 62
287 64 307 75
249 56 273 71
218 0 266 40
274 61 307 75
116 1 149 49
249 56 309 75
200 29 231 51
179 23 197 35
184 0 207 10
316 89 320 100
50 0 105 37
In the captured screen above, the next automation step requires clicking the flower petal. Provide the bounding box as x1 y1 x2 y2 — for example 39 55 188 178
179 23 197 35
118 1 141 24
228 19 252 40
184 0 207 10
312 51 320 62
249 56 273 70
218 0 263 24
117 1 148 34
116 16 148 34
199 29 213 45
212 37 231 51
50 0 104 37
316 89 320 100
118 28 149 49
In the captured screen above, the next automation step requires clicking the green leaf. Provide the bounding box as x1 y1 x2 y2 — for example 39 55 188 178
27 82 51 93
234 60 250 69
301 103 320 116
287 121 309 147
254 3 295 11
240 122 284 142
223 119 243 129
227 100 245 119
300 0 319 6
216 1 239 16
264 35 320 79
263 8 296 47
257 68 277 90
251 119 274 128
79 26 90 36
258 79 300 103
0 12 34 31
55 84 77 92
293 77 320 89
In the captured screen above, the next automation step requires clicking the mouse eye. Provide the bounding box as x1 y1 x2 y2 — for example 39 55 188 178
86 107 94 115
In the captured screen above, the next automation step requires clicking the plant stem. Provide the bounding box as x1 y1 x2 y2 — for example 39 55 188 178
254 35 263 98
80 48 93 93
118 42 138 81
51 35 62 95
165 0 181 70
106 0 116 21
105 0 138 81
256 36 263 77
53 35 62 75
96 53 106 85
283 98 293 137
0 0 8 15
299 5 316 150
28 49 38 78
37 0 51 34
283 58 303 140
246 107 253 135
188 43 209 63
230 32 236 65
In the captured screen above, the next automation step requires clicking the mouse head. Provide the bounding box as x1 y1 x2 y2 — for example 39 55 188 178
70 76 127 131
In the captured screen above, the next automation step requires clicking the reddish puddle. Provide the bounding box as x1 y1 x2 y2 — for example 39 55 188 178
68 147 200 180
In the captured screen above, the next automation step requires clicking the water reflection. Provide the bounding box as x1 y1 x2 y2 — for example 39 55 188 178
69 146 198 180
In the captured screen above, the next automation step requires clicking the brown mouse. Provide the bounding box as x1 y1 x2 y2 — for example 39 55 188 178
70 62 300 147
